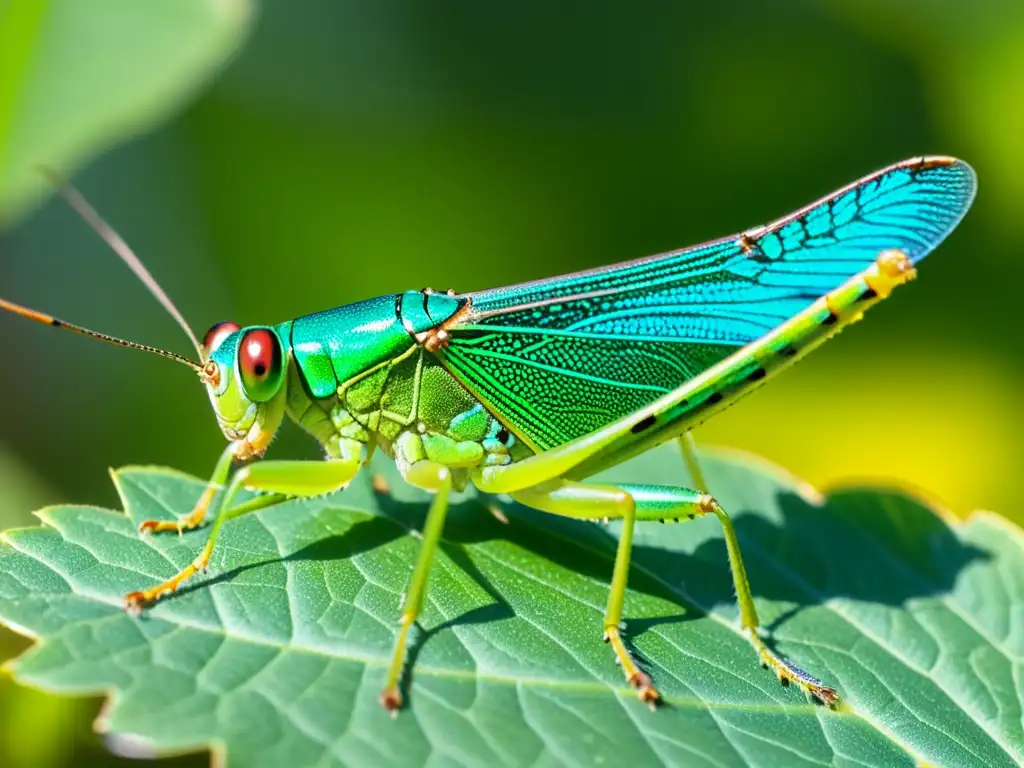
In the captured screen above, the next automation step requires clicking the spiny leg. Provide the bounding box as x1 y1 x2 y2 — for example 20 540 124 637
139 441 238 534
707 502 838 707
124 445 362 611
511 480 659 707
511 478 838 708
638 468 839 707
380 460 453 714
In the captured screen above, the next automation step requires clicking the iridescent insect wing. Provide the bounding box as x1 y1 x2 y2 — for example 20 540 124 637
438 157 977 452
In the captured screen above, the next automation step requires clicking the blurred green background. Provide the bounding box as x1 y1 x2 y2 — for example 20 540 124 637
1 1 1022 765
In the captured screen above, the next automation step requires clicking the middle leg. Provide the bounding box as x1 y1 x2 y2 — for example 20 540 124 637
380 459 454 714
511 480 658 705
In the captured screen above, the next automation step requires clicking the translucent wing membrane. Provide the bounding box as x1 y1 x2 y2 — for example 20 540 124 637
441 157 976 450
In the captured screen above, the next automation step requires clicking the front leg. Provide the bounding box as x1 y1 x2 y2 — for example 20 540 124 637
137 441 239 535
123 439 363 611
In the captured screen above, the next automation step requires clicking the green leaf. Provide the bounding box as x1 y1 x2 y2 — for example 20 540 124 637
0 0 253 225
0 444 1021 767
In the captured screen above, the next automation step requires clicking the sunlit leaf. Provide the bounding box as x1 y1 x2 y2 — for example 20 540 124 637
0 446 1021 767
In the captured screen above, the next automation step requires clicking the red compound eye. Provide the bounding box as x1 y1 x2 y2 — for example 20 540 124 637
203 321 240 354
238 328 283 402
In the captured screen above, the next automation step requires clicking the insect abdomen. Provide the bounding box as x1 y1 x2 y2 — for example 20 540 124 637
569 250 917 477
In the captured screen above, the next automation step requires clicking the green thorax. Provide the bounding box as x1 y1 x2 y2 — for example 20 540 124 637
282 291 464 399
277 290 529 470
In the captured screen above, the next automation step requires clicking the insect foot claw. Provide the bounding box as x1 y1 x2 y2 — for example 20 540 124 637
379 688 403 717
783 666 839 708
628 671 662 711
123 561 202 615
812 685 840 709
123 591 150 615
138 519 184 535
753 637 840 709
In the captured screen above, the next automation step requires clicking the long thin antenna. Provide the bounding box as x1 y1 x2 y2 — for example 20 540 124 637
37 166 204 357
0 297 204 374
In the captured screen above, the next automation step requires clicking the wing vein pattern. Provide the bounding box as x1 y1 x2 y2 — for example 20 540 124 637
440 158 975 450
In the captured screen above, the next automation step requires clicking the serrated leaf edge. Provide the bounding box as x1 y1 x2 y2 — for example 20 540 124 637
0 450 1020 768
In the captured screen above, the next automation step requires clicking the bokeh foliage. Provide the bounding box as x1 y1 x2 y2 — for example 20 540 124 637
0 0 252 224
1 1 1022 766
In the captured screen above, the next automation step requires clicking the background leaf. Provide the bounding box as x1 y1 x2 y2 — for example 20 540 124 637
0 0 253 225
0 445 1020 767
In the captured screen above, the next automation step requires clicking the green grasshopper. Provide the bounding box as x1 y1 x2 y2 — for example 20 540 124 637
1 157 975 712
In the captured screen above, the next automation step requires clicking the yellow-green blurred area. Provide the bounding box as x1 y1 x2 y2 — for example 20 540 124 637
1 1 1022 765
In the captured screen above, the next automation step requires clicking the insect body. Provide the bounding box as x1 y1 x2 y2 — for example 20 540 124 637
1 157 977 712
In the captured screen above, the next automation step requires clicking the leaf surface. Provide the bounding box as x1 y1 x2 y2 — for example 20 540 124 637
0 445 1021 767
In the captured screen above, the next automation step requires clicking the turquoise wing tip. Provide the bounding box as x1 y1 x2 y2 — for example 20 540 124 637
922 154 978 203
894 155 977 264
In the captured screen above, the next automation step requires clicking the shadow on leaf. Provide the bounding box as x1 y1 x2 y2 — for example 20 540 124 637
625 485 990 639
166 460 990 703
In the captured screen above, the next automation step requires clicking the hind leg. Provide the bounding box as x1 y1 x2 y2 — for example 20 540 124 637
511 477 838 707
